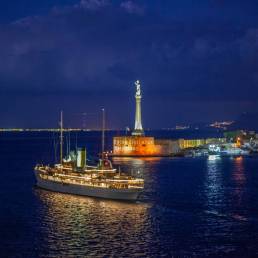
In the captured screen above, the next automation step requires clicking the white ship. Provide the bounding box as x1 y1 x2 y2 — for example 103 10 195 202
34 110 144 201
208 143 250 156
221 147 249 156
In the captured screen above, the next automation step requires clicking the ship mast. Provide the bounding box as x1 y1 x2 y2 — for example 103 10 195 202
102 108 105 162
60 110 63 166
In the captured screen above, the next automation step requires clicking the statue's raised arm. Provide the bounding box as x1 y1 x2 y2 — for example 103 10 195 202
135 80 141 96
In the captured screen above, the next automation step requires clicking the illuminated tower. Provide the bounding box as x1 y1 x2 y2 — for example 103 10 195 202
132 80 144 136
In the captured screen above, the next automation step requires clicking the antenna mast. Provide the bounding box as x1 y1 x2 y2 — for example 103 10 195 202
60 110 63 166
102 108 105 161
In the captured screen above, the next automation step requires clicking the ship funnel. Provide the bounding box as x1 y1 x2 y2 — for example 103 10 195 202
76 147 87 168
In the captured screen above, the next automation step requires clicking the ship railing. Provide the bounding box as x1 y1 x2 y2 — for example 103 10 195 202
39 172 144 189
48 172 143 182
128 185 144 189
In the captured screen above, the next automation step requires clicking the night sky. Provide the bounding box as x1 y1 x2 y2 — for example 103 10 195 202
0 0 258 129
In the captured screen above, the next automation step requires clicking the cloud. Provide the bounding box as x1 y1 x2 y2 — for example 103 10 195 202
78 0 110 10
120 1 145 15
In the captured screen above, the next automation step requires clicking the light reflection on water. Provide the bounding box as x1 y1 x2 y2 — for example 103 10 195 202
205 155 247 212
233 156 245 186
205 155 223 208
112 157 162 174
35 189 152 257
232 156 246 207
112 157 164 169
112 157 163 202
204 156 250 223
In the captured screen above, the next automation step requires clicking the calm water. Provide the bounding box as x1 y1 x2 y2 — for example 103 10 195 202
1 132 258 257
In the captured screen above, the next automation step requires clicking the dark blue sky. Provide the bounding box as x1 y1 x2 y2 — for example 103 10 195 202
0 0 258 129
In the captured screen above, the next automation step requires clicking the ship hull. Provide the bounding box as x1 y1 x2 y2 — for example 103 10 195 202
34 170 141 201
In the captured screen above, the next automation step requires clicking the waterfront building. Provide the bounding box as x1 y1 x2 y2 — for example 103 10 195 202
178 139 206 149
178 138 226 149
113 136 158 156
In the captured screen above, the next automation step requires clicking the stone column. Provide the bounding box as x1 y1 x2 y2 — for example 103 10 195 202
132 80 144 136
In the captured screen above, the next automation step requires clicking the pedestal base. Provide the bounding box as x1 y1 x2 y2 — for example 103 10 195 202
132 129 144 136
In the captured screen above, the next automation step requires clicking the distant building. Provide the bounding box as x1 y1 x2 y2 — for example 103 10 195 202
178 138 226 149
224 130 257 142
